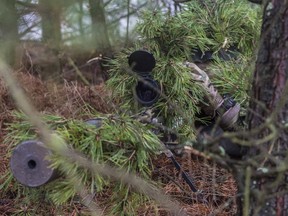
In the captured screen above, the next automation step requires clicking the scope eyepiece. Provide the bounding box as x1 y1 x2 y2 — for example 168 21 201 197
135 78 160 107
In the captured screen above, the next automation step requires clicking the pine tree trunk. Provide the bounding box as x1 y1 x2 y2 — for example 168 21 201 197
38 0 62 80
242 1 288 215
0 0 18 66
88 0 111 54
39 0 62 48
78 0 85 36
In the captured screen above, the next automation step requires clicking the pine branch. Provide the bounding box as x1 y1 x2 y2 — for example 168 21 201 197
108 2 148 25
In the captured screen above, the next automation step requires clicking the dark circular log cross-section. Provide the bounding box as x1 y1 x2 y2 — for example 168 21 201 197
10 140 57 187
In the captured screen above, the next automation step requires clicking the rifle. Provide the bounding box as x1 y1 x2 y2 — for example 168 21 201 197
128 50 200 193
9 50 244 191
127 50 246 194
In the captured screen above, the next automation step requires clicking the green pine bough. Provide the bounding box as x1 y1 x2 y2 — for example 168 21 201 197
107 0 261 140
1 111 161 215
135 0 261 57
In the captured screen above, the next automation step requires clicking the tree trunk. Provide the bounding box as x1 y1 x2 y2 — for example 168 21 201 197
243 1 288 215
0 0 18 66
78 0 85 36
88 0 111 54
39 0 62 48
38 0 62 80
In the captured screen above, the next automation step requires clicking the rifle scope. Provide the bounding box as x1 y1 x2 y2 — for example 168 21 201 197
128 50 161 107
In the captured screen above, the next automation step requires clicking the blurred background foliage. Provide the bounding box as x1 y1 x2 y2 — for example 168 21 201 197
0 0 178 71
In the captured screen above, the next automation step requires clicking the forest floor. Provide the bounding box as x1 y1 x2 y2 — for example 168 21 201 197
0 70 237 215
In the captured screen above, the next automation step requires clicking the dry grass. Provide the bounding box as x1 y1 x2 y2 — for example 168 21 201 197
149 154 237 215
0 71 237 215
0 71 111 122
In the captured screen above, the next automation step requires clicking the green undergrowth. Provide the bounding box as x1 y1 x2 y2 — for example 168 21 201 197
136 0 261 58
1 111 162 215
107 52 204 141
209 55 255 106
107 0 261 140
